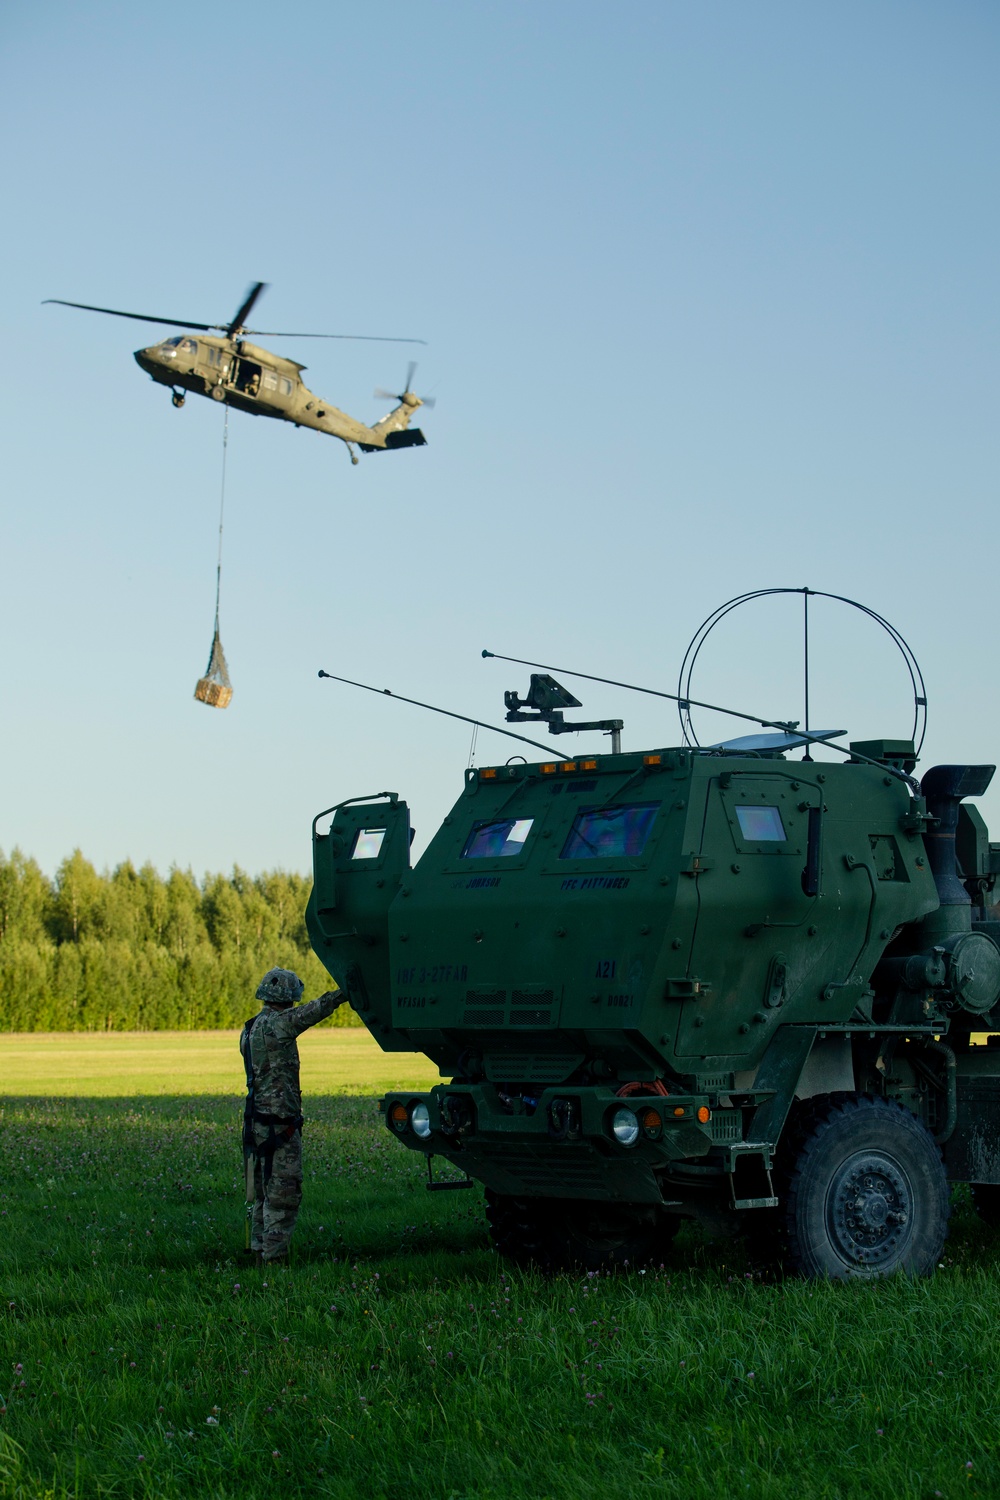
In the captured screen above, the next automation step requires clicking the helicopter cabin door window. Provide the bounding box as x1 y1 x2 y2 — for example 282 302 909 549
205 346 230 379
260 370 293 401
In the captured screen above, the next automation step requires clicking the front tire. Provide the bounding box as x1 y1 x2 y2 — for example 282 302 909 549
778 1092 948 1279
210 385 226 401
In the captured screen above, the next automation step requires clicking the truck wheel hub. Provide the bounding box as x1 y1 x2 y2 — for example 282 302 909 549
828 1155 911 1265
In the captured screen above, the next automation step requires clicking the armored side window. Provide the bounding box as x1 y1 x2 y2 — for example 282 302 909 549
734 805 786 841
351 828 387 859
262 370 279 390
462 818 534 859
179 338 198 354
561 803 658 859
279 376 293 396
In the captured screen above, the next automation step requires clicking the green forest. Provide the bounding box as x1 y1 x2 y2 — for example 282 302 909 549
0 848 357 1031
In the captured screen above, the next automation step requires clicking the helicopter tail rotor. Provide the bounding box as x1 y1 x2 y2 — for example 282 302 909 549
374 362 436 409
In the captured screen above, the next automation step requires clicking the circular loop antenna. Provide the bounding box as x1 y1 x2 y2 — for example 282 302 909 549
676 588 927 754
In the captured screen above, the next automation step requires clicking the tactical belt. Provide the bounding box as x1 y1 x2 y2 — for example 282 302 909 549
247 1112 304 1183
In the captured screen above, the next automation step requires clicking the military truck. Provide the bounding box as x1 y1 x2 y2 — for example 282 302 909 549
306 724 1000 1279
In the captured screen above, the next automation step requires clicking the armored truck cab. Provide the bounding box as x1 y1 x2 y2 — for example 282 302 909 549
306 738 1000 1277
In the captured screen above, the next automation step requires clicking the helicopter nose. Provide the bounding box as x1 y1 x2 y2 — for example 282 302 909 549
134 347 154 373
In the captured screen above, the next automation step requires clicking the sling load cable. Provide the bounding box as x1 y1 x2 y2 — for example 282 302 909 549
194 406 234 708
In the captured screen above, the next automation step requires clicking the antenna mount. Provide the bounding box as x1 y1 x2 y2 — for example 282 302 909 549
503 673 624 754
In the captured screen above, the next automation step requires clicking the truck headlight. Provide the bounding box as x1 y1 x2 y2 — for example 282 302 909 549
611 1107 640 1147
410 1102 432 1139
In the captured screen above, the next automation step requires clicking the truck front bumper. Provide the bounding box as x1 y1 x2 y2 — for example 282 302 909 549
380 1083 716 1205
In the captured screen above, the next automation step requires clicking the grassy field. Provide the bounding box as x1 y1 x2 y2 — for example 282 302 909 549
1 1029 442 1096
2 1041 1000 1498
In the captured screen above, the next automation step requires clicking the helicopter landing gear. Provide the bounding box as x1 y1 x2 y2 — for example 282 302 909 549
171 390 186 409
210 385 226 402
346 443 359 466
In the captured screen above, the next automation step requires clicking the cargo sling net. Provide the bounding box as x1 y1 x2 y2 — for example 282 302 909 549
195 409 233 709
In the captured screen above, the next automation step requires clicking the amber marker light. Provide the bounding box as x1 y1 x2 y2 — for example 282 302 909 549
697 1105 712 1124
541 764 558 774
480 767 497 779
641 1108 662 1140
389 1103 408 1132
673 1106 686 1117
559 762 578 773
643 754 662 766
581 759 598 771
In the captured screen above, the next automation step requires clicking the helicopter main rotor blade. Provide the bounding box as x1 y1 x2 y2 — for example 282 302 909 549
43 299 215 331
405 360 418 392
247 329 427 344
227 281 268 336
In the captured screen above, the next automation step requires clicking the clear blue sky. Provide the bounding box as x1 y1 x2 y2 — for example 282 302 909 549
1 1 998 877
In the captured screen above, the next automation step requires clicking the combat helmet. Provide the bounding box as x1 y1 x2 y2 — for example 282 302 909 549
256 968 304 1007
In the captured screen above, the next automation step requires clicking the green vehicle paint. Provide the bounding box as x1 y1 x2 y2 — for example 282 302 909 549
306 739 1000 1277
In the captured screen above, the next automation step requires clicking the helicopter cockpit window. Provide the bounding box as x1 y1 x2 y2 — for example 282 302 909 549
462 818 534 859
160 337 181 357
179 338 197 354
734 805 786 841
561 803 658 860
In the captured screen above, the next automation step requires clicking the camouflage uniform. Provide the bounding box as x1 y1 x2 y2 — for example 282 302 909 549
240 968 343 1263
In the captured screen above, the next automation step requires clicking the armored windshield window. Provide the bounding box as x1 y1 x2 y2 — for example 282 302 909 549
561 803 658 860
735 805 786 841
462 818 534 859
352 828 387 859
179 338 197 353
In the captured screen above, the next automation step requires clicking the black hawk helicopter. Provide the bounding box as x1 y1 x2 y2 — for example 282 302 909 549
44 281 434 465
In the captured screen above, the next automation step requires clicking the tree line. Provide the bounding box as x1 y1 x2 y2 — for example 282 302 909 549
0 849 358 1032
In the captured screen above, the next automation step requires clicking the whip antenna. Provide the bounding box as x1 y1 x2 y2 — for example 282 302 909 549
481 648 919 789
317 670 556 755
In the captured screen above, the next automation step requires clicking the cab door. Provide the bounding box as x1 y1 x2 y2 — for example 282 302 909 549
676 771 821 1056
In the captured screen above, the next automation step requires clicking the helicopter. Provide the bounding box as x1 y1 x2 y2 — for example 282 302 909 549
44 281 434 465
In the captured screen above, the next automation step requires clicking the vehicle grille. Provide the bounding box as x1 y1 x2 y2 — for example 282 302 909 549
462 1009 505 1025
709 1112 742 1143
466 988 506 1005
483 1052 584 1083
512 989 554 1006
509 1009 552 1026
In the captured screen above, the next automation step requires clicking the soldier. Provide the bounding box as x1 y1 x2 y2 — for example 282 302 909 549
240 967 344 1265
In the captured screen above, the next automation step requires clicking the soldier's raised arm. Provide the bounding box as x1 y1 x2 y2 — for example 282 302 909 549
281 988 344 1036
